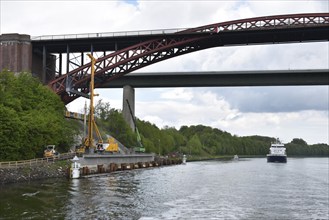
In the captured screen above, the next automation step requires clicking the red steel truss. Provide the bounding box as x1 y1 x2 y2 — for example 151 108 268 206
179 13 329 33
48 13 329 104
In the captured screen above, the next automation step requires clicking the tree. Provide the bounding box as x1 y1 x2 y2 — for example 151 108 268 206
94 100 136 148
187 134 202 155
291 138 308 146
0 70 77 161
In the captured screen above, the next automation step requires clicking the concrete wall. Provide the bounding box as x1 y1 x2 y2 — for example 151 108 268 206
0 34 32 73
80 154 155 166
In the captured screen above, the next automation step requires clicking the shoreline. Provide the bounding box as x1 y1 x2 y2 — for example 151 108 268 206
0 160 70 185
0 157 182 185
1 155 327 185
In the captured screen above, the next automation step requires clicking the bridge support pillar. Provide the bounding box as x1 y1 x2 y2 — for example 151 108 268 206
0 34 32 73
122 85 135 131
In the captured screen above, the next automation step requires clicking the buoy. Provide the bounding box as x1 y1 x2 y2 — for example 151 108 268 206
70 156 81 179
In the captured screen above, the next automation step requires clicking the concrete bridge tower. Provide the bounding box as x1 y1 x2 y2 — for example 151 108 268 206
122 85 135 131
0 33 56 84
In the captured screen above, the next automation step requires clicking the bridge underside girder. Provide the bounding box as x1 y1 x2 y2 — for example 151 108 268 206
101 70 329 88
42 13 329 104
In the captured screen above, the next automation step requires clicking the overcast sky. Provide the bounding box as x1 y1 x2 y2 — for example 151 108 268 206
1 0 328 144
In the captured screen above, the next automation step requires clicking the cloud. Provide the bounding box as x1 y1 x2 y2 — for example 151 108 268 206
160 88 193 101
138 89 239 129
225 110 329 144
247 1 328 16
212 86 329 113
0 1 137 35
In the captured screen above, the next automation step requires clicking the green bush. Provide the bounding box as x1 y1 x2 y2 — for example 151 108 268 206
0 70 77 161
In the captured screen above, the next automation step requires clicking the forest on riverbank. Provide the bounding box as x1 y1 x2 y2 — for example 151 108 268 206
0 70 328 161
93 100 329 158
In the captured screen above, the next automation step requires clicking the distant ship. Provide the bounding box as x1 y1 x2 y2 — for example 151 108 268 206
267 141 287 163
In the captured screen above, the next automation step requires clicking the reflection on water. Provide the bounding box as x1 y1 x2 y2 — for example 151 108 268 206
65 173 143 219
0 158 328 219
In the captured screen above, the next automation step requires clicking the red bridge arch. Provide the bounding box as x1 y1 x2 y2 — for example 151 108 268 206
48 13 329 104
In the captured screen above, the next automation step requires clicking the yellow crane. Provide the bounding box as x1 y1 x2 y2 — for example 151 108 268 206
86 54 97 153
76 54 118 154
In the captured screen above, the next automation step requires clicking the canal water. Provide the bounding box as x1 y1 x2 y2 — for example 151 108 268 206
0 158 328 220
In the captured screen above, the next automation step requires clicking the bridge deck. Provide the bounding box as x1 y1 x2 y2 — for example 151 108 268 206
102 69 329 88
32 26 328 53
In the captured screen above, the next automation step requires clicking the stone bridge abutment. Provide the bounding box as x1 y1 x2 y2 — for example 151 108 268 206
0 33 55 83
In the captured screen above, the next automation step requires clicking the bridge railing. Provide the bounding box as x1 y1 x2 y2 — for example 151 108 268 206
31 28 187 41
0 152 76 168
32 13 329 41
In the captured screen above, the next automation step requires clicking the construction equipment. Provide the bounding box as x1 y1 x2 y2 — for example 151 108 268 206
91 120 118 153
75 144 85 154
43 145 58 157
75 107 119 154
106 137 119 152
126 99 145 153
76 54 118 154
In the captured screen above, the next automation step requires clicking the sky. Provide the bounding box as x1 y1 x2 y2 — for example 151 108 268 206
0 0 328 144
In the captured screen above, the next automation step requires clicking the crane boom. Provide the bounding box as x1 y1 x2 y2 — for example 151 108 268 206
87 54 96 152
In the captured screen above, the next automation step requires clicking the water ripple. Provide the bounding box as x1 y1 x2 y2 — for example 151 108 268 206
0 158 328 220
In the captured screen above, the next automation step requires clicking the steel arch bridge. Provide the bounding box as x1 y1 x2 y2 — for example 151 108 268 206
47 13 329 104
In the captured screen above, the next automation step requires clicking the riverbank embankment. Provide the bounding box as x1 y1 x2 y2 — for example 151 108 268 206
0 156 183 185
0 160 70 185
